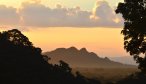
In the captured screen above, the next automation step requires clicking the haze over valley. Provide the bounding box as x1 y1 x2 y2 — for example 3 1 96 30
0 0 146 84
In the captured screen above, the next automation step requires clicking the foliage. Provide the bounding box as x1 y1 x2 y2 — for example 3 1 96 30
116 72 146 84
116 0 146 72
0 29 101 84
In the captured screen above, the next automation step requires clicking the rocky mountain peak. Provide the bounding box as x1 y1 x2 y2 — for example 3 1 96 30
68 46 78 51
80 48 88 53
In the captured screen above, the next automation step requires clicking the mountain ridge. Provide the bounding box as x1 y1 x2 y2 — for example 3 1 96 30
43 47 136 68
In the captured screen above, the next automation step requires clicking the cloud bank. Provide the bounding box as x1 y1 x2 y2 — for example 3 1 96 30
0 1 123 28
0 5 20 26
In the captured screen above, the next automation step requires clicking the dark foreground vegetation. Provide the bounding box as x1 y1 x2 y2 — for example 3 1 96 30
73 67 138 84
0 28 145 84
0 29 101 84
1 1 146 84
116 72 146 84
1 0 146 83
115 0 146 84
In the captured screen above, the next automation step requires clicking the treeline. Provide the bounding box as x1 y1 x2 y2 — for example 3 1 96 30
0 29 101 84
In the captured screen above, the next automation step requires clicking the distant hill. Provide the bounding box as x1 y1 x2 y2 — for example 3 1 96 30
43 47 136 68
109 56 137 65
0 29 102 84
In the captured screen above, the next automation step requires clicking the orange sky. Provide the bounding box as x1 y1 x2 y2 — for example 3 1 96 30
0 0 128 57
22 27 128 57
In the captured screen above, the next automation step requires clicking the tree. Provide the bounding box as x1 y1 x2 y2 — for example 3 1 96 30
0 29 101 84
59 60 72 73
0 29 51 84
116 0 146 72
0 29 32 47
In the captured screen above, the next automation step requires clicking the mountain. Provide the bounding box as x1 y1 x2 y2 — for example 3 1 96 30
109 56 137 65
43 47 136 68
0 29 101 84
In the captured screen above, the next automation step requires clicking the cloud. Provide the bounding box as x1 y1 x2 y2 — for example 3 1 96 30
90 1 123 27
0 1 123 28
0 5 20 26
30 0 41 3
19 2 92 27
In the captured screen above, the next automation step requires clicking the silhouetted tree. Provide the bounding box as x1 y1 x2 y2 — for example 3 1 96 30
116 72 146 84
59 60 72 73
0 29 101 84
0 29 52 84
43 55 51 62
0 29 32 46
116 0 146 73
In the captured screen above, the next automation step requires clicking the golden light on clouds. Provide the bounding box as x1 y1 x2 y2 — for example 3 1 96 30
113 18 121 23
0 0 126 57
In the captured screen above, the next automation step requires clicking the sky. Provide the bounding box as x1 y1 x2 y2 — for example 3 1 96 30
0 0 128 57
0 0 123 10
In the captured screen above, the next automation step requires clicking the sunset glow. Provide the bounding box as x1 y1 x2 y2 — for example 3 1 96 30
0 0 142 83
0 0 127 57
23 27 128 57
